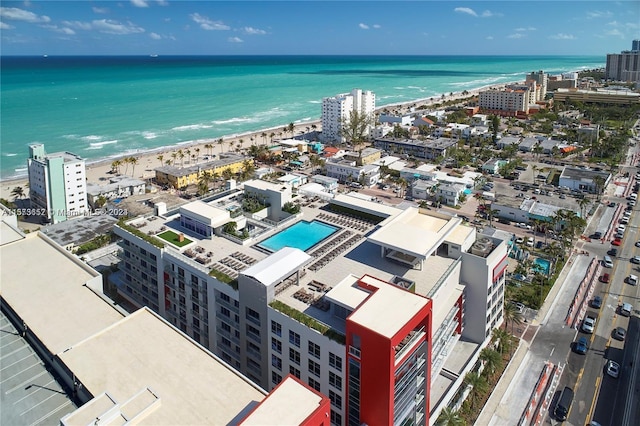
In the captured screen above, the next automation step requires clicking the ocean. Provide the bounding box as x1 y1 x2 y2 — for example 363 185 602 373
0 55 604 180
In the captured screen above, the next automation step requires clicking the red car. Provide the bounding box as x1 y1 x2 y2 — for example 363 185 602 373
600 273 610 283
612 238 622 246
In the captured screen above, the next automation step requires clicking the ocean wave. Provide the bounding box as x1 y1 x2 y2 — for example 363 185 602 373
14 167 27 173
87 140 118 149
171 123 214 131
142 131 158 139
211 117 252 126
4 153 18 157
308 100 321 104
82 135 103 141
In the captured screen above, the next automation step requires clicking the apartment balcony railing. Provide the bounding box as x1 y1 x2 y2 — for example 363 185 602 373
427 257 461 299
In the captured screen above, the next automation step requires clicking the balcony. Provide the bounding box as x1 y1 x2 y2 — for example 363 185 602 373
395 327 426 361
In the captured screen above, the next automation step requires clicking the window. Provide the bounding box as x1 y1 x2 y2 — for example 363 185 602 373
220 306 230 318
289 366 300 378
289 330 300 347
271 355 282 370
329 390 342 409
308 341 321 359
308 359 320 377
272 371 282 386
329 371 342 390
330 411 342 426
329 352 343 372
308 377 321 391
246 324 261 342
271 338 282 354
221 293 230 302
246 307 260 325
271 320 282 337
221 322 231 333
289 348 300 365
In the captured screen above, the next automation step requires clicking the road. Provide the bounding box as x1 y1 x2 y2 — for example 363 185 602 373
568 149 640 426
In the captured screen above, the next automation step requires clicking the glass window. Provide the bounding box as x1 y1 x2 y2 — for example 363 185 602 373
329 371 342 390
271 337 282 354
308 341 321 359
271 320 282 337
271 355 282 370
308 359 320 377
329 352 343 372
289 330 300 347
289 348 300 365
329 390 342 409
289 366 300 379
272 371 282 386
308 377 320 391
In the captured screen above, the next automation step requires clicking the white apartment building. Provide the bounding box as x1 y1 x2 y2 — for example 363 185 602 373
479 87 528 116
324 158 380 187
112 189 507 425
527 70 548 101
27 143 88 224
321 89 376 143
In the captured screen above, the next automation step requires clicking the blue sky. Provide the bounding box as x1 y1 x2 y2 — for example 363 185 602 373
1 1 638 55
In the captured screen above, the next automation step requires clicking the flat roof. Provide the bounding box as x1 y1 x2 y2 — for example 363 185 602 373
180 200 229 226
240 377 325 425
59 308 266 425
347 275 430 339
332 193 401 217
0 220 24 245
242 247 312 287
367 208 459 258
0 233 125 355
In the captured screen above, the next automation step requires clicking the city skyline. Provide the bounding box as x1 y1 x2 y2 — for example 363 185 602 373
1 1 638 56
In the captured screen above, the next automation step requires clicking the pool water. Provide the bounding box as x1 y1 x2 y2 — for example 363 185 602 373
258 220 338 252
534 258 551 274
464 189 472 195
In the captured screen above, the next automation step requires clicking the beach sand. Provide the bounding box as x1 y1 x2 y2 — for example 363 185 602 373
0 84 506 202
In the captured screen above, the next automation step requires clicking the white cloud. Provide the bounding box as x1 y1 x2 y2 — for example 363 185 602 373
62 20 93 30
605 28 624 38
131 0 149 7
41 24 75 35
0 7 50 23
480 10 496 17
228 36 243 43
486 36 493 40
507 33 524 39
243 26 266 35
373 24 381 29
515 27 536 32
587 10 613 19
190 13 229 31
0 21 14 29
92 7 109 14
359 23 369 29
549 33 576 40
92 19 145 35
150 32 161 39
454 7 477 17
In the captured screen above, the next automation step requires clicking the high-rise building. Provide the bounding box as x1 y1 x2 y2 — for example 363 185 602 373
606 45 640 83
113 190 507 425
527 70 548 101
27 143 88 223
632 39 639 52
478 87 529 117
321 89 375 143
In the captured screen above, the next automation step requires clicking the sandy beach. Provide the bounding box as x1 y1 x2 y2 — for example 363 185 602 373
0 84 506 202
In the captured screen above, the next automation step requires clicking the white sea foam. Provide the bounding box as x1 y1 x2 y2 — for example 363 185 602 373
308 100 321 104
87 140 118 149
14 167 27 173
142 131 158 139
4 153 18 157
82 135 103 141
171 124 213 131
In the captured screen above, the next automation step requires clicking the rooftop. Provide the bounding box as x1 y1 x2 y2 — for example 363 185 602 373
154 153 247 177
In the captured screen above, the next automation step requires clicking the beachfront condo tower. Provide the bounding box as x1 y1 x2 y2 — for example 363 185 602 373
606 41 640 83
27 143 88 224
321 89 376 144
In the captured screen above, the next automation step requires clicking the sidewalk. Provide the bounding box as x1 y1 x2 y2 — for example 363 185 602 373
475 340 530 426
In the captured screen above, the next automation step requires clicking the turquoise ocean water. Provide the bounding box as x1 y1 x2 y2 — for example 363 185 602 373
0 55 604 180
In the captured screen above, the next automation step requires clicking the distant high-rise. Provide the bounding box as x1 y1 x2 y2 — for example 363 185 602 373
527 70 548 101
27 143 88 224
321 89 375 143
606 43 640 83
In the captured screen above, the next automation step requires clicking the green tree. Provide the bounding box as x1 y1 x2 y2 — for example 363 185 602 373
436 407 465 426
492 328 514 356
11 186 25 200
479 347 503 379
489 115 500 142
503 302 524 334
339 110 374 148
463 371 489 409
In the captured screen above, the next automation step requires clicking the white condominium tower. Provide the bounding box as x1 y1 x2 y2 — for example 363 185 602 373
27 143 88 224
321 89 375 143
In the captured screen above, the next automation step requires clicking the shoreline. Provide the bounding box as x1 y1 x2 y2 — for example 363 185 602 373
0 82 511 201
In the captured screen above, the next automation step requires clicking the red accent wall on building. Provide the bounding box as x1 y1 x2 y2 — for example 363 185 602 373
345 276 433 425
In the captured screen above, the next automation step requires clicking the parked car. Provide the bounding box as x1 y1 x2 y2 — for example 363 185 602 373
574 337 588 355
606 360 620 378
635 241 640 248
591 296 603 309
613 327 626 341
631 256 640 264
627 274 638 285
612 238 622 246
607 248 618 256
582 316 596 334
526 237 534 247
620 302 634 317
590 231 603 239
599 273 610 283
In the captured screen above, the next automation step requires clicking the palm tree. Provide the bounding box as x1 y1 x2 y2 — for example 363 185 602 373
487 208 499 227
217 138 224 155
435 407 465 426
463 371 489 409
269 132 275 144
129 156 139 177
479 347 503 379
178 151 185 167
578 197 590 219
592 175 605 200
111 160 121 174
11 186 25 200
195 147 200 162
287 122 295 137
492 328 513 356
171 152 178 166
503 302 524 334
157 154 164 167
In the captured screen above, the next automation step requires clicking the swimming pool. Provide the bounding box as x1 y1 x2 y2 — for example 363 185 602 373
464 189 472 195
258 220 338 252
534 258 551 275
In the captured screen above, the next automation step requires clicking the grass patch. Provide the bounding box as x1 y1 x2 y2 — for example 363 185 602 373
270 300 346 344
157 230 193 247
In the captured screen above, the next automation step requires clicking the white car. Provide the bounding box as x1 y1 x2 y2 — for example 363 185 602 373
631 256 640 264
635 241 640 247
617 224 626 232
582 316 596 334
606 360 620 379
526 237 534 247
516 222 530 229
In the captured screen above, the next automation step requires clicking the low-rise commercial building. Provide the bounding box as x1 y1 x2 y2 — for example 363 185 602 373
86 175 146 208
154 153 249 189
373 137 458 160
